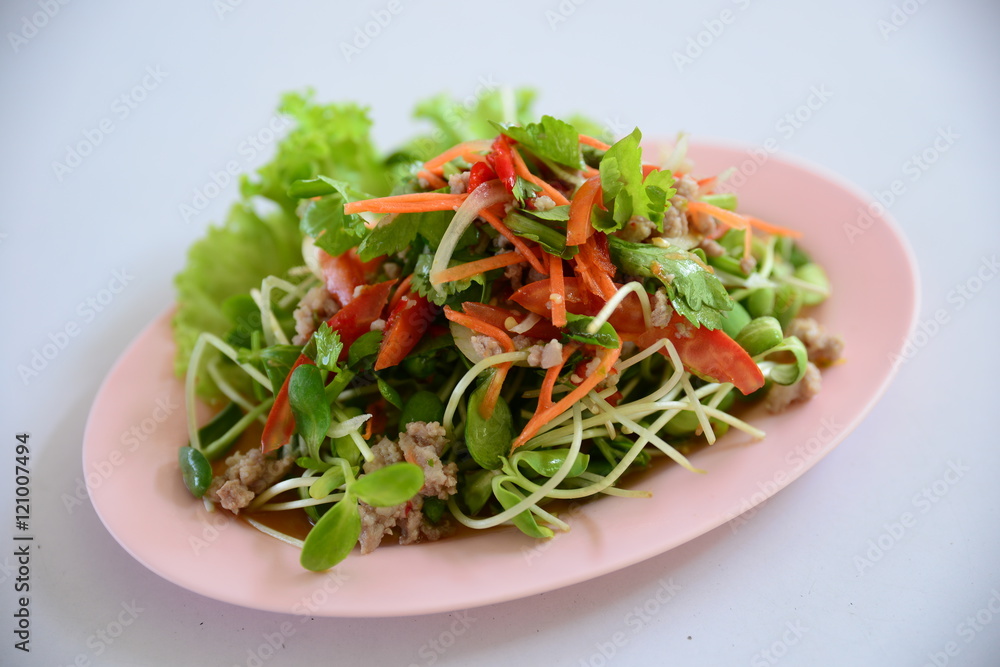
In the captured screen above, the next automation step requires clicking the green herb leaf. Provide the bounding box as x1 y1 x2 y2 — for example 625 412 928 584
377 376 403 409
735 316 784 357
173 205 303 399
288 364 331 456
598 129 676 232
399 390 445 429
296 456 332 472
347 330 383 369
512 176 542 205
465 376 514 470
504 212 577 259
189 402 243 461
312 323 343 371
248 344 301 394
301 193 367 258
300 494 361 572
563 313 620 349
410 254 487 307
494 482 554 539
526 205 570 222
492 115 582 169
309 465 348 499
760 336 809 386
700 193 738 211
351 463 424 507
460 469 497 515
607 236 732 330
514 449 589 478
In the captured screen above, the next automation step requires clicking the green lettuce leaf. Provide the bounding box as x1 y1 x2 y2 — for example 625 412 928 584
172 204 303 398
240 90 389 211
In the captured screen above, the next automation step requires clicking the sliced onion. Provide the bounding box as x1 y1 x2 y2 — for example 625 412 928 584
663 132 689 172
508 312 541 334
429 179 511 291
301 235 322 280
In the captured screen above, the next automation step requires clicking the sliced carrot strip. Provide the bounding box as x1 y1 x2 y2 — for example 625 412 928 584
443 306 515 419
388 274 414 310
686 200 749 230
510 147 571 206
578 134 611 151
549 253 567 328
538 343 578 412
746 216 804 239
744 226 753 264
417 169 448 189
576 239 616 300
567 176 601 246
345 193 469 215
478 209 549 275
431 251 526 286
423 139 492 173
511 345 622 450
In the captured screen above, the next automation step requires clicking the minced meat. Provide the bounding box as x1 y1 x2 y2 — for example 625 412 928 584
357 422 458 553
207 449 295 514
787 317 844 366
650 290 673 327
471 334 504 359
764 362 822 413
292 285 339 345
527 339 563 369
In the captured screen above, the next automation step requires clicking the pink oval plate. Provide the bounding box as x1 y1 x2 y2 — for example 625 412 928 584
83 142 919 617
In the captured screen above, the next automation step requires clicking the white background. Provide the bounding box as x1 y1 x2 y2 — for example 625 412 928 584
2 1 999 665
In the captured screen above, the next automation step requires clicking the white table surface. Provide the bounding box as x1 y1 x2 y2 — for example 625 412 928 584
3 1 999 665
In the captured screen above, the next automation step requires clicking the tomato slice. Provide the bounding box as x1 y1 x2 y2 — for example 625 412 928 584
324 280 396 351
261 280 396 453
319 249 366 307
637 312 764 395
510 278 646 334
374 292 438 371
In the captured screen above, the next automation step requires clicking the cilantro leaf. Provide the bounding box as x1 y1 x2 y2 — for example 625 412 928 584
563 313 620 349
410 254 486 306
311 323 343 372
607 236 732 330
512 176 542 205
357 213 420 261
302 197 363 257
598 129 677 232
297 176 377 256
492 115 583 169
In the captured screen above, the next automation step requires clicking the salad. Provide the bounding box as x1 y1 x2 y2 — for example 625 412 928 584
174 89 842 572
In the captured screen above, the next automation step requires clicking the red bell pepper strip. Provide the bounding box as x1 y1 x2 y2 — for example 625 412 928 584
466 161 498 193
637 312 765 395
374 290 438 371
261 280 396 453
260 353 313 454
486 135 517 193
